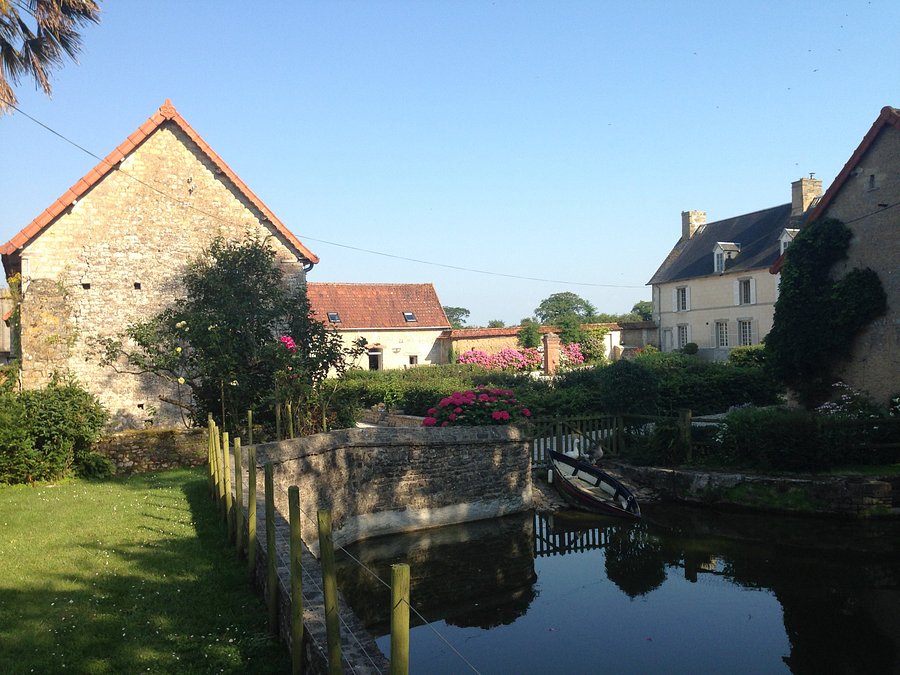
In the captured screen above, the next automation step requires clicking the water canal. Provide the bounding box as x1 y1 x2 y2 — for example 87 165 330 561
335 505 900 674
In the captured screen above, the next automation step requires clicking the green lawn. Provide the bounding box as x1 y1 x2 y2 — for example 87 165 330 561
0 468 290 674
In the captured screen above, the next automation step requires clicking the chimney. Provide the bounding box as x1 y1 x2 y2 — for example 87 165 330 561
681 210 706 240
791 176 822 218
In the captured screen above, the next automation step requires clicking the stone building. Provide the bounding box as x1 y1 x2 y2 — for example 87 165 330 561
449 323 623 361
306 282 451 370
0 100 318 428
771 106 900 404
648 178 821 360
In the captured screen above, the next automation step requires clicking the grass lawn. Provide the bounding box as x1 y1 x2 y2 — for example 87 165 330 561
0 468 290 674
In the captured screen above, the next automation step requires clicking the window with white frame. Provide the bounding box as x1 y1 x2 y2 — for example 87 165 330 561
715 321 729 348
738 319 753 346
675 286 688 312
735 278 755 305
715 252 725 273
677 324 689 348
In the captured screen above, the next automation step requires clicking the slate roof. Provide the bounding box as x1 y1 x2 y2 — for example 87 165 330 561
1 99 318 266
647 203 793 285
306 283 451 329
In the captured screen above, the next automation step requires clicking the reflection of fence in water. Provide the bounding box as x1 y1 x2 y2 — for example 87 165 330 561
533 511 612 558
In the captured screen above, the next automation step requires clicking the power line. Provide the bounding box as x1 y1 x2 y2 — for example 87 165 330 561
4 100 646 290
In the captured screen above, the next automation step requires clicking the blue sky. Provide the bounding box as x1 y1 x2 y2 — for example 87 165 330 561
1 1 898 325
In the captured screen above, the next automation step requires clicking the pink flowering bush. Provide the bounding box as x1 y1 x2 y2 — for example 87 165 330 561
560 342 585 367
279 335 297 353
422 387 532 427
457 347 542 371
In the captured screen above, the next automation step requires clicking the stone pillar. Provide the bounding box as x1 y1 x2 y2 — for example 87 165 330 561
543 332 560 376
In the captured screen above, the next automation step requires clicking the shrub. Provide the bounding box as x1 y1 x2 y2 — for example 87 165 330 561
593 360 659 414
681 342 698 355
0 391 37 483
717 407 829 471
422 387 532 427
728 344 767 368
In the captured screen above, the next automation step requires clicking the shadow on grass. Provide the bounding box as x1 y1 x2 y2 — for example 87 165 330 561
0 469 289 675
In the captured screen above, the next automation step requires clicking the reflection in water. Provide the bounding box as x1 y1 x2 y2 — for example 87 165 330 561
336 506 900 674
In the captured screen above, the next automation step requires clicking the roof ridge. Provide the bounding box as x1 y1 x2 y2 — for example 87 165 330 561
1 100 318 264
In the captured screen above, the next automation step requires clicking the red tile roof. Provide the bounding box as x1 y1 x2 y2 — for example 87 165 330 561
306 283 450 329
0 100 318 264
770 105 900 274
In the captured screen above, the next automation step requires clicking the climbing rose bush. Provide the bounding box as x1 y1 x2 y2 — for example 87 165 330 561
422 387 532 427
457 347 542 371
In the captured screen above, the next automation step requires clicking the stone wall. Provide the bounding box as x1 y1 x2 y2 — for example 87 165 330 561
611 463 895 517
250 426 533 552
94 428 207 474
15 122 308 429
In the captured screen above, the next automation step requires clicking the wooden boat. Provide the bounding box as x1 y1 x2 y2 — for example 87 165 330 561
549 449 641 519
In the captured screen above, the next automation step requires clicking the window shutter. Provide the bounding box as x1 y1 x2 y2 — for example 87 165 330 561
685 287 691 311
733 280 740 306
672 288 677 312
750 278 757 305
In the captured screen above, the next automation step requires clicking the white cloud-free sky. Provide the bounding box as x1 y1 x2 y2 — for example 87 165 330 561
1 1 897 325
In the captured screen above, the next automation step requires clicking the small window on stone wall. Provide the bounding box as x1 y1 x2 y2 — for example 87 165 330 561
82 283 91 290
134 282 142 290
137 403 145 409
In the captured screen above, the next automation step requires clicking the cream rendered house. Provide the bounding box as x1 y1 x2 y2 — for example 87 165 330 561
648 178 821 360
306 283 451 370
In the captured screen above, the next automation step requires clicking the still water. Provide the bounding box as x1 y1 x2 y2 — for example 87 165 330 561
335 505 900 674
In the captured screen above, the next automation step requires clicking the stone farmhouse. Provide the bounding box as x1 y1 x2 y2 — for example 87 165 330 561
0 100 318 428
771 106 900 404
648 178 821 360
306 282 451 370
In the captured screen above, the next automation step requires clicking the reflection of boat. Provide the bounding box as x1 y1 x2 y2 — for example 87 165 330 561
549 449 641 518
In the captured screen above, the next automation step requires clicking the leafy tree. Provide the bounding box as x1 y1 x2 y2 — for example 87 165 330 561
533 292 597 325
486 319 506 328
0 0 101 111
631 300 653 321
766 218 887 407
517 319 541 349
100 237 363 432
443 306 470 329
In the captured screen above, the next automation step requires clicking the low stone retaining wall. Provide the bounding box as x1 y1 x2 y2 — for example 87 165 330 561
611 462 895 517
251 425 533 553
94 428 206 474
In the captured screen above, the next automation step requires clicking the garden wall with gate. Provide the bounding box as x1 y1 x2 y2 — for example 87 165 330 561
251 425 533 552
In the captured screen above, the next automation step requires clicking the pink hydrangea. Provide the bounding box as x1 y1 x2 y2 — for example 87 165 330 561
279 335 297 353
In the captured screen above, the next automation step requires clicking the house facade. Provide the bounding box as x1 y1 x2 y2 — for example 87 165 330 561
0 100 317 428
773 106 900 403
306 283 451 370
649 178 821 360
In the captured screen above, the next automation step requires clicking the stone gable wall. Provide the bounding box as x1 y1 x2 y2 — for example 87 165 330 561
821 125 900 405
16 122 307 428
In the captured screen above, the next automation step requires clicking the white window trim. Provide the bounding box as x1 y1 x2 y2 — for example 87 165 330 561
715 320 729 348
738 318 753 346
734 277 756 306
672 286 690 312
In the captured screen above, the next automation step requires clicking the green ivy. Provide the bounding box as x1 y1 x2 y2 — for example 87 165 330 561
766 218 887 407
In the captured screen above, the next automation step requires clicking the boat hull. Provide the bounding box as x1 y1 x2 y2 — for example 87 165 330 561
549 450 641 519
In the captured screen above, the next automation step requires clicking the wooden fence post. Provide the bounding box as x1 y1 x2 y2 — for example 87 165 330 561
286 401 294 439
317 510 342 674
289 486 304 675
248 446 257 581
215 427 225 515
223 431 234 540
390 563 410 675
208 418 217 499
275 400 282 441
679 408 693 462
265 463 278 637
247 409 254 446
234 438 244 556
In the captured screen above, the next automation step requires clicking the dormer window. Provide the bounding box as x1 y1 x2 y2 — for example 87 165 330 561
713 242 740 273
779 228 799 255
403 311 417 322
326 311 341 323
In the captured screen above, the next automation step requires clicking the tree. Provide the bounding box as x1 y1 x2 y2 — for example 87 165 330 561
486 319 506 328
100 237 364 432
533 292 597 325
443 306 470 329
0 0 101 111
766 218 887 407
631 300 653 321
517 319 541 349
